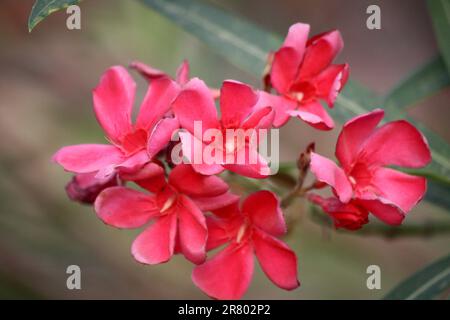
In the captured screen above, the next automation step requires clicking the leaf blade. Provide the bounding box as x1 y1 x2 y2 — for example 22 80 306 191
427 0 450 75
28 0 82 32
384 254 450 300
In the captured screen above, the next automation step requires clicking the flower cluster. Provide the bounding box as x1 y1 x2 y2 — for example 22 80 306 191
53 23 431 299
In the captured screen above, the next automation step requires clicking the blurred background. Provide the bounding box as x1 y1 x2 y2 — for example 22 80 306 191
0 0 449 299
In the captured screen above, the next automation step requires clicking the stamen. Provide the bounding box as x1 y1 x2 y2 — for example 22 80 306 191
236 224 247 243
160 194 177 213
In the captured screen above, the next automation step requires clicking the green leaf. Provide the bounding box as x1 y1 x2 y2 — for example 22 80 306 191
384 56 450 113
140 0 450 210
427 0 450 75
28 0 82 32
385 253 450 299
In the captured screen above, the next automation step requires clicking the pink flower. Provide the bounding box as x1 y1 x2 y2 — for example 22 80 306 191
309 109 431 225
95 164 238 265
130 60 220 98
53 66 180 179
308 194 369 230
192 191 299 299
261 23 349 130
65 172 119 205
173 78 274 178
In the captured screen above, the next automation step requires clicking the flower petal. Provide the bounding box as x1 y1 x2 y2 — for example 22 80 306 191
169 164 229 197
65 172 119 204
298 30 344 79
308 194 369 230
242 191 286 236
371 167 427 213
253 92 297 128
191 192 240 212
178 131 225 175
95 187 158 228
176 60 190 85
310 152 353 203
129 61 167 81
359 120 432 168
93 66 134 143
192 242 254 300
223 146 271 178
288 101 334 130
131 214 177 265
220 80 259 128
253 229 299 290
147 117 179 159
136 77 180 131
53 144 124 174
241 106 274 130
315 63 349 107
335 109 384 171
120 162 166 193
270 23 310 94
358 198 405 226
115 150 150 175
172 78 220 136
177 195 208 264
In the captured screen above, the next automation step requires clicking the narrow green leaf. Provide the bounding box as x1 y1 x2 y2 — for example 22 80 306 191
427 0 450 75
385 254 450 300
28 0 81 32
141 0 450 210
385 56 450 113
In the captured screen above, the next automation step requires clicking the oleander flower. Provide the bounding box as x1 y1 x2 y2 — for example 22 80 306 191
309 109 431 225
192 191 299 299
260 23 349 130
173 78 274 178
95 164 238 265
53 66 180 179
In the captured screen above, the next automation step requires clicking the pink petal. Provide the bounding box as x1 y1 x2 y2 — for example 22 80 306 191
223 146 271 178
253 92 297 128
220 80 259 128
242 191 286 236
335 109 384 171
178 131 225 175
177 195 208 264
241 106 274 130
192 242 254 300
176 60 190 85
172 78 220 137
288 101 334 130
271 47 302 94
308 194 369 230
315 63 349 107
129 61 167 81
191 192 240 212
358 199 405 226
282 23 310 55
131 214 177 264
120 162 166 193
359 120 432 168
53 144 124 174
115 150 150 175
93 66 134 143
136 77 180 131
95 187 158 228
298 30 344 79
169 164 229 197
147 117 179 159
204 216 233 251
270 23 310 94
310 152 353 203
253 229 299 290
371 167 427 213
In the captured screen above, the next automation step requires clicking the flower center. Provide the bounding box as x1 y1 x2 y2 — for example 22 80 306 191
120 129 148 155
236 224 248 243
160 194 177 213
